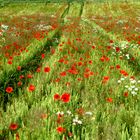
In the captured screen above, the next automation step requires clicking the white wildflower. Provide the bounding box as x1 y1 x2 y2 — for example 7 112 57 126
77 120 82 124
66 110 72 115
134 88 138 91
125 85 129 88
128 88 132 91
85 112 93 115
131 91 137 95
130 80 136 84
120 78 125 81
56 111 64 115
118 80 121 83
131 85 135 89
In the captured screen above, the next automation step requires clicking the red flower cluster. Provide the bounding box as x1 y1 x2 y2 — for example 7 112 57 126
28 84 35 92
44 66 50 73
100 56 110 62
54 93 71 103
115 47 120 52
124 92 129 97
102 76 110 84
60 71 67 77
36 67 41 72
6 87 13 93
27 74 33 78
54 93 60 100
17 66 21 71
56 126 66 134
41 53 45 59
9 123 18 131
106 97 113 103
120 70 128 77
61 93 70 103
8 60 12 65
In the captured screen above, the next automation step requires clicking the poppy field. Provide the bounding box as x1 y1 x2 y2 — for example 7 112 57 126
0 1 140 140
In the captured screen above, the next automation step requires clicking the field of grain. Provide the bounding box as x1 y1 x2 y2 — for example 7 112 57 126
0 1 140 140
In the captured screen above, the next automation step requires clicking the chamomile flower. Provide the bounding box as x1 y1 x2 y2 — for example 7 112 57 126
131 91 137 95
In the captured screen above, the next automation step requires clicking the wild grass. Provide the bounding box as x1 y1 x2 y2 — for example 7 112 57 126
0 1 140 140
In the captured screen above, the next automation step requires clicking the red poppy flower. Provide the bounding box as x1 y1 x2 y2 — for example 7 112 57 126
130 76 135 80
78 61 82 66
106 97 113 103
19 75 24 79
115 47 120 52
27 74 33 78
16 132 20 140
61 93 70 103
54 93 60 100
28 84 35 92
5 52 10 57
90 71 94 75
44 66 50 73
105 57 110 61
120 70 128 76
124 92 129 97
6 87 13 93
9 57 13 60
17 66 21 71
102 76 110 84
107 46 111 50
60 71 67 77
58 58 64 63
100 56 105 62
68 69 78 75
51 48 55 54
17 81 22 86
55 78 60 82
9 123 18 131
84 73 90 78
8 60 12 65
41 53 45 59
64 60 68 65
85 68 90 73
92 46 95 49
116 65 121 69
131 57 135 61
77 78 82 81
36 67 41 72
103 76 110 81
89 60 92 64
56 126 66 133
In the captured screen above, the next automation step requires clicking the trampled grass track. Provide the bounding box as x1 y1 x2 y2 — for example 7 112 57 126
0 4 69 111
0 9 84 139
80 16 140 77
0 3 68 75
0 35 66 138
0 3 72 138
0 3 87 138
65 2 84 18
0 3 65 17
